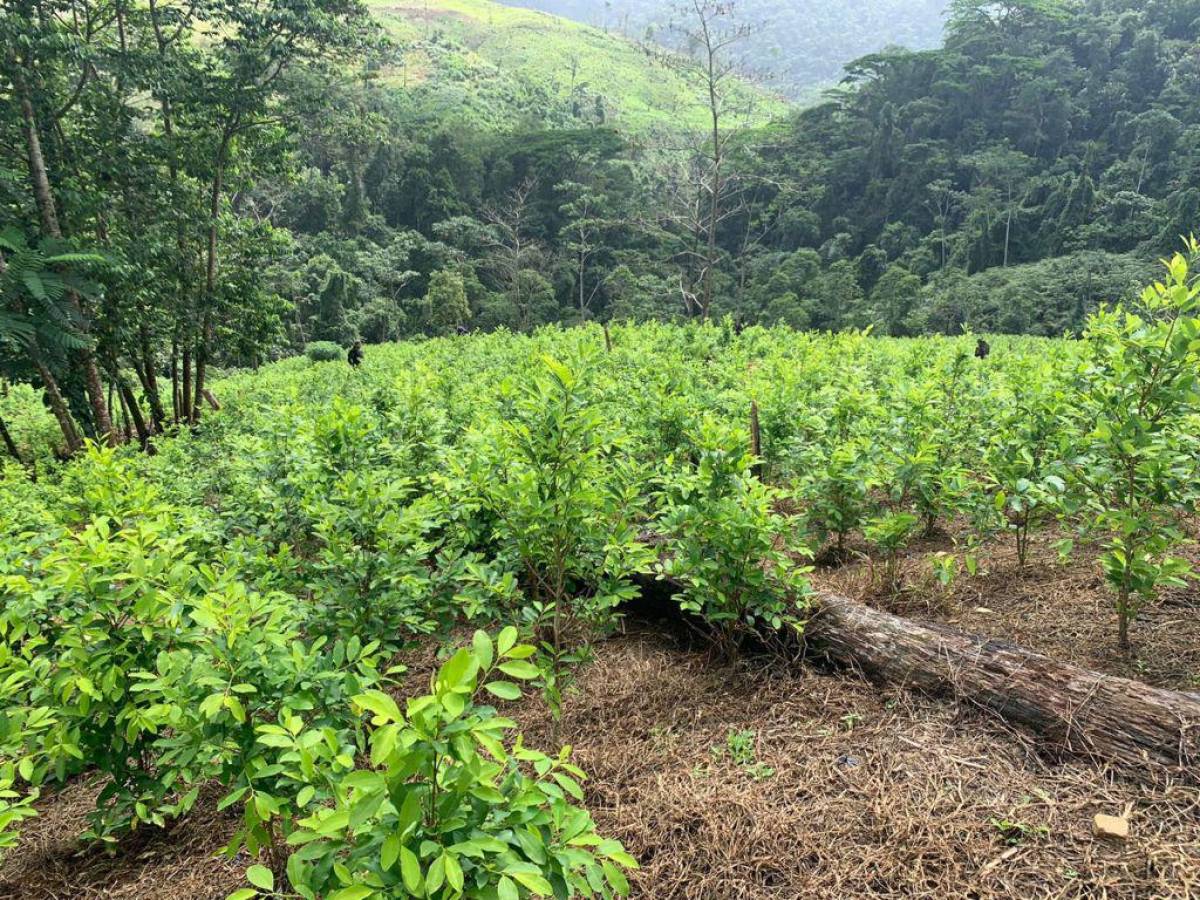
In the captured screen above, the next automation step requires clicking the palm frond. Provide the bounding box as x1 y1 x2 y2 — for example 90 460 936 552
37 323 91 351
19 269 49 302
0 228 25 254
0 311 36 344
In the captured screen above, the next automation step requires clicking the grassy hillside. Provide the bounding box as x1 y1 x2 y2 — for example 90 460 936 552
365 0 786 132
496 0 949 100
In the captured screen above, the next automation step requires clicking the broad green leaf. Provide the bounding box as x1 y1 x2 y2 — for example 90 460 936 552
484 681 522 700
246 865 274 892
400 846 423 895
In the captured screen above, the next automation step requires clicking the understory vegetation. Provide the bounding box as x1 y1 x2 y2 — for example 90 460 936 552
0 244 1198 895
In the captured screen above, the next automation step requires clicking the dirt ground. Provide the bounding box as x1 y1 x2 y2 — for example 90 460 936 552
809 527 1200 694
4 619 1198 899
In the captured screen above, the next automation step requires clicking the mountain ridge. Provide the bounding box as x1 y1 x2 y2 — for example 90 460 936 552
494 0 951 99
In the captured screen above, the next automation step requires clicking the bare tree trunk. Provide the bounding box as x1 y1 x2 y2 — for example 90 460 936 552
115 379 131 441
132 356 163 433
193 132 231 423
116 374 152 449
137 324 166 432
704 76 720 320
181 343 192 423
31 357 82 454
0 412 23 466
1003 205 1013 267
749 400 763 480
13 57 116 445
170 338 181 424
192 312 211 424
698 1 724 320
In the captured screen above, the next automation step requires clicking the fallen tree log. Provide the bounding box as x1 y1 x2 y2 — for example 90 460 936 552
808 591 1200 776
631 571 1200 777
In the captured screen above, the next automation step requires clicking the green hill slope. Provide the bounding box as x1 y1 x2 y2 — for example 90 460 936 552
496 0 950 100
365 0 786 132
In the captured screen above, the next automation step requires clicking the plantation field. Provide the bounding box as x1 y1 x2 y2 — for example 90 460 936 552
2 275 1200 897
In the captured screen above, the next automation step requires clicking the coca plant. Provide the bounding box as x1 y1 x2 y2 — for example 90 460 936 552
468 355 652 718
983 372 1072 567
1071 242 1200 651
656 419 811 656
234 628 636 900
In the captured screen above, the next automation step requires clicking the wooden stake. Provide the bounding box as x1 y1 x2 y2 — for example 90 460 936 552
750 400 763 480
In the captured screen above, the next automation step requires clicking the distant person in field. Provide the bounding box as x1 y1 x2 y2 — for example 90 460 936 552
975 338 991 360
348 340 364 368
457 325 469 336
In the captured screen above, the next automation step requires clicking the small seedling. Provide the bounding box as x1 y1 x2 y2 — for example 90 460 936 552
723 728 757 766
710 728 775 780
649 724 678 751
989 817 1050 845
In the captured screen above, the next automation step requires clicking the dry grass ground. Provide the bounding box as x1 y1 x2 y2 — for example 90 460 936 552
0 779 245 899
7 617 1197 899
809 528 1200 693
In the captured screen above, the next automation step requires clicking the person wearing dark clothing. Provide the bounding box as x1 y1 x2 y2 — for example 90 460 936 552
348 340 364 368
456 325 469 336
975 338 991 360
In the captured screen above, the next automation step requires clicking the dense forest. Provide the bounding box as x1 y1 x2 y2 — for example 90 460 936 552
2 0 1199 451
499 0 951 98
259 0 1200 340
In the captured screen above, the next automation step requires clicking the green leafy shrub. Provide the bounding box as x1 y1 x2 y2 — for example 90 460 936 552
863 511 919 594
1071 243 1200 650
246 628 636 899
656 420 811 655
468 356 652 713
305 341 345 363
800 438 877 557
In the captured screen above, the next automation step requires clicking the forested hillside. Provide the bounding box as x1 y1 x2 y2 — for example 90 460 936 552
271 0 1200 345
497 0 951 98
739 0 1200 334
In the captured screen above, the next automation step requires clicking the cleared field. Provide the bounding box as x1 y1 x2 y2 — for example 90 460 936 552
1 306 1198 897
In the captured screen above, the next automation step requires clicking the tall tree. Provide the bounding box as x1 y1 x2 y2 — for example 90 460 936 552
657 0 756 319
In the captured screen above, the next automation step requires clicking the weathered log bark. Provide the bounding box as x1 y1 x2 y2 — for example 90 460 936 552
809 591 1200 776
633 567 1200 778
